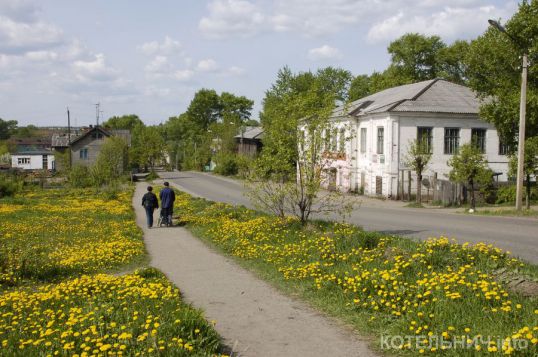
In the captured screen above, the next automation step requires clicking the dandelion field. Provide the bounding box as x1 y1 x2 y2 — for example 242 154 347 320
175 191 538 356
0 187 223 356
0 188 145 287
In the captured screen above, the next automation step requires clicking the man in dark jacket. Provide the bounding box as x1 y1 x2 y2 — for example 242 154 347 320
141 186 159 228
159 182 176 227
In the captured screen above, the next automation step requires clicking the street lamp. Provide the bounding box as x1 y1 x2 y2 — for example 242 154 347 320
488 19 528 211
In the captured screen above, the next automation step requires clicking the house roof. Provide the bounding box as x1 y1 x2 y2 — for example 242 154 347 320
234 126 264 140
332 79 480 118
51 134 75 147
13 150 54 156
69 126 112 146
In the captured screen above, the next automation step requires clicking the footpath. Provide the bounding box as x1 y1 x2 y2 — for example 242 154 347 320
133 182 376 357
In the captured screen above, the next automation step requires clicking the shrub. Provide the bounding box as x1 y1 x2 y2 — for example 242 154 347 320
68 164 92 188
496 184 537 204
214 153 238 176
0 175 22 198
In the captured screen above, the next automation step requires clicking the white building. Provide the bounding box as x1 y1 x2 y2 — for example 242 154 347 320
324 79 509 197
11 151 55 171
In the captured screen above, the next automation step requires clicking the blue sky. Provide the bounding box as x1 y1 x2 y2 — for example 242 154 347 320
0 0 518 127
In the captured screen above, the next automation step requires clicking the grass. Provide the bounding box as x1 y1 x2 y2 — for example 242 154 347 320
174 190 538 356
0 186 224 356
461 207 538 218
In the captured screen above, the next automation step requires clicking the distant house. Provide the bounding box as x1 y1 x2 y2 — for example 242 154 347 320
235 126 263 156
311 78 509 197
69 126 131 167
11 150 55 171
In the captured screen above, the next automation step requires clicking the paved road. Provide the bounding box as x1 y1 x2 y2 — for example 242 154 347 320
160 171 538 264
133 183 376 357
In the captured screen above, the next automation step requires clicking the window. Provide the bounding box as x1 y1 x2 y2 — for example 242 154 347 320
471 128 487 153
324 128 331 151
499 139 511 156
79 148 88 160
17 157 30 165
417 127 433 153
360 128 367 153
339 128 346 152
444 128 460 154
377 127 384 154
331 128 338 152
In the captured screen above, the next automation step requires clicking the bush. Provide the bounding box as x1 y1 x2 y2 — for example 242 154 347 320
0 175 22 198
496 184 537 204
214 153 238 176
68 165 92 188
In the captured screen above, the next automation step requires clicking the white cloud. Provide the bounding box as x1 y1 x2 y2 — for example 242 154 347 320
145 55 171 74
367 4 517 42
199 0 265 39
307 45 342 61
196 58 218 72
72 53 119 82
174 69 195 81
0 15 64 54
225 66 246 76
0 0 40 23
137 36 183 56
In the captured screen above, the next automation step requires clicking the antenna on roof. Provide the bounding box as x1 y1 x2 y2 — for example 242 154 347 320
95 102 100 126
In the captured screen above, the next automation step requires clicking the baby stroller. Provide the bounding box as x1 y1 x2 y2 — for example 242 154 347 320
157 209 164 227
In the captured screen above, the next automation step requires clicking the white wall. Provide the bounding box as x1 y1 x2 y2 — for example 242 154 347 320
11 154 55 170
398 113 509 181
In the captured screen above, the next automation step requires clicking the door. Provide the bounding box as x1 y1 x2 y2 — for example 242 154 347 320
328 168 337 191
376 176 383 195
42 155 48 170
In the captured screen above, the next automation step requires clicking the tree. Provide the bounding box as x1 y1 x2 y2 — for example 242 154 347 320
348 75 371 101
0 118 17 140
186 89 222 130
509 136 538 209
102 115 145 131
130 126 166 170
437 40 470 84
466 0 538 148
250 67 354 224
91 137 129 186
404 139 432 204
448 144 493 210
387 33 446 82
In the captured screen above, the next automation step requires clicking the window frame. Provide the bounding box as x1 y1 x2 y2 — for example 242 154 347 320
338 128 346 153
360 128 367 153
471 128 487 154
376 126 384 155
417 126 433 154
444 128 460 155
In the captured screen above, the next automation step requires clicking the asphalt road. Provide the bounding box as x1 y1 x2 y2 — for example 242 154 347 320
160 171 538 264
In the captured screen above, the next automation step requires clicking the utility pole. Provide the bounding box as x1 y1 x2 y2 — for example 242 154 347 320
95 103 100 126
515 53 528 211
488 19 528 211
67 107 72 168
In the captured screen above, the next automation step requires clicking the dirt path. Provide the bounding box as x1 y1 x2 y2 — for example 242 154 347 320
133 183 376 357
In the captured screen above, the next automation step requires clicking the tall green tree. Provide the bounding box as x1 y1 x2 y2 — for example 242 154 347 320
466 0 538 149
448 144 493 210
387 33 446 82
130 126 166 170
0 118 18 140
102 115 145 131
348 75 371 102
186 89 222 130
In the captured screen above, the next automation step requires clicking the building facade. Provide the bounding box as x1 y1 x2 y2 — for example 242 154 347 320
322 79 509 197
11 151 55 171
69 126 130 167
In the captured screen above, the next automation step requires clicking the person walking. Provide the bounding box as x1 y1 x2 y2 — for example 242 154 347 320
141 186 159 228
159 182 176 227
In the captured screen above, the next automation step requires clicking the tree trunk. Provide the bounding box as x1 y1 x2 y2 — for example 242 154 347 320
526 174 531 210
416 172 422 204
469 179 475 210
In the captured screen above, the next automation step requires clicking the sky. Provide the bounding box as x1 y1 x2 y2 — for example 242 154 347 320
0 0 519 127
